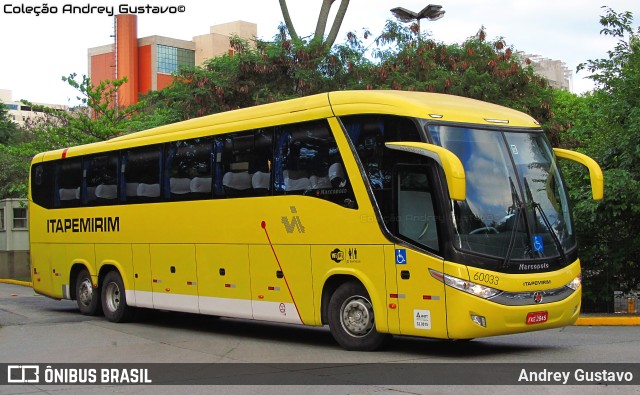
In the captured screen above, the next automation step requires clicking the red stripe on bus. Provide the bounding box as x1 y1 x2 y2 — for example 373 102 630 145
261 220 303 324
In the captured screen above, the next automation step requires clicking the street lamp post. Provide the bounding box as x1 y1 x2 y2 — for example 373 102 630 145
390 4 445 35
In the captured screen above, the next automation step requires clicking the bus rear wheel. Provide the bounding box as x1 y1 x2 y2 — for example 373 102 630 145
101 271 135 323
328 281 389 351
76 268 101 316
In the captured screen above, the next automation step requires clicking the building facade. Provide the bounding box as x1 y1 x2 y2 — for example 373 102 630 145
88 15 257 106
0 199 30 279
518 53 572 91
0 89 68 127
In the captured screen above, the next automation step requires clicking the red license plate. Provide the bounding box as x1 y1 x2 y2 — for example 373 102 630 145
526 311 548 325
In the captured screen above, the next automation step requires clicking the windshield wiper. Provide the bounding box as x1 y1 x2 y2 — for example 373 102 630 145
523 177 568 266
502 177 529 269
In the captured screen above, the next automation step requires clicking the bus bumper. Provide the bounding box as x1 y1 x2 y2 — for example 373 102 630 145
445 286 582 339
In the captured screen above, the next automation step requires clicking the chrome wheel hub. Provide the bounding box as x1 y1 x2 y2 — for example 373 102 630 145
104 282 121 313
340 296 374 337
78 279 93 306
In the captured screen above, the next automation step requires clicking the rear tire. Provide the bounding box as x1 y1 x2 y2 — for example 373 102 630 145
101 271 135 323
76 268 101 316
328 281 389 351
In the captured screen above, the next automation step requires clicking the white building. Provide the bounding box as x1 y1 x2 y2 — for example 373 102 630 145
0 199 30 279
517 53 572 91
0 89 68 127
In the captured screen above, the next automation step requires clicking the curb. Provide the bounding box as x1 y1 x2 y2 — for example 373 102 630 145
0 279 33 287
574 316 640 326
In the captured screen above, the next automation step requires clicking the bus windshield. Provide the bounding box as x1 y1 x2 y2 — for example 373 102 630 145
429 125 575 262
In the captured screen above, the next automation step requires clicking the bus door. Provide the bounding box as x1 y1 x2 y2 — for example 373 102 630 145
391 164 448 338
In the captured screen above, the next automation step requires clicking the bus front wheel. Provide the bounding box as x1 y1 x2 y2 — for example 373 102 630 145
76 268 101 316
101 271 135 323
328 281 389 351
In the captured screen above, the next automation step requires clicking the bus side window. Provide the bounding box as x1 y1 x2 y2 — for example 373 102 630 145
394 165 440 253
215 129 273 198
56 158 83 208
165 138 214 200
275 120 357 209
124 146 162 203
31 162 55 209
86 154 119 205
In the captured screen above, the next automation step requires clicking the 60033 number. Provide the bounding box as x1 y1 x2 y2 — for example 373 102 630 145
473 272 499 286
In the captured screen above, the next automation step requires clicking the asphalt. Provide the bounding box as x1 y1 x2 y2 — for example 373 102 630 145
2 278 638 326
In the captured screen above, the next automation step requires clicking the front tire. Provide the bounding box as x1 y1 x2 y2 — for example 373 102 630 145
101 271 135 323
76 268 101 316
328 281 389 351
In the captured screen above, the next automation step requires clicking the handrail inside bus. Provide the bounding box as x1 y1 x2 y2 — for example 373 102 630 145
553 148 604 201
385 142 466 201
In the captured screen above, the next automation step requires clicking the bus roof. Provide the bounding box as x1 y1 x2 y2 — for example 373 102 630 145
34 90 540 162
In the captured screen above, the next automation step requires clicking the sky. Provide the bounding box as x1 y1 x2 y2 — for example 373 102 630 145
1 0 639 105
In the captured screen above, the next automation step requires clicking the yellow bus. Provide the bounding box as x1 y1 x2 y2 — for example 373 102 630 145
29 90 603 350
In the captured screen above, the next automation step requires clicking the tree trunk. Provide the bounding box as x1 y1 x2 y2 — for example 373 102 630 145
314 0 335 43
278 0 300 41
324 0 350 48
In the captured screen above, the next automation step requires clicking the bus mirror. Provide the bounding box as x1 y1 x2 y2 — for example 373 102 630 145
385 142 466 201
553 148 604 201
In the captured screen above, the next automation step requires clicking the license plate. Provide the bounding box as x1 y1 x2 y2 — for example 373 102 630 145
526 311 548 325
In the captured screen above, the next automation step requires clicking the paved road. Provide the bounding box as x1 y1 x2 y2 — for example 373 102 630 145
1 282 639 394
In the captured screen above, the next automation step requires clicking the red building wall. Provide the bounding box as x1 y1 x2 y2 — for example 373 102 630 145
115 14 139 106
90 52 115 87
138 45 152 95
157 74 174 91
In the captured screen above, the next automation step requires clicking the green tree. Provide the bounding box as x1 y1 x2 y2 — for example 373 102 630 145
148 22 555 131
0 74 161 199
558 8 640 311
0 101 23 197
0 101 18 145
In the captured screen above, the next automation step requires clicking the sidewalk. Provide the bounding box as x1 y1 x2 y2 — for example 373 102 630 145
2 278 639 325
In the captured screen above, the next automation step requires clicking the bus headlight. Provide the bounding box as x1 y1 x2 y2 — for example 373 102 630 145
430 269 502 299
566 274 581 291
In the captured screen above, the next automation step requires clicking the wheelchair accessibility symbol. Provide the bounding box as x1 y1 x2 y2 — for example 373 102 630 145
533 235 544 253
395 249 407 264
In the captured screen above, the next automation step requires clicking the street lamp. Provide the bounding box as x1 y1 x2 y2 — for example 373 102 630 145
390 4 445 34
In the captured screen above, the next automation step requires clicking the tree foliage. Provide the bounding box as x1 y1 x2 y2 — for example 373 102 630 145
557 8 640 311
0 74 164 199
146 22 555 135
0 101 18 145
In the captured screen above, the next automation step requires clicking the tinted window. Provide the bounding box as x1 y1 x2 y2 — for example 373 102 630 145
216 129 273 198
341 115 423 221
124 146 162 203
57 158 82 207
86 154 119 205
31 162 55 208
166 138 213 200
275 120 356 209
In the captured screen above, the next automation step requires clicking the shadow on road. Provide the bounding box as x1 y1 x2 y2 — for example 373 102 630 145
126 308 550 358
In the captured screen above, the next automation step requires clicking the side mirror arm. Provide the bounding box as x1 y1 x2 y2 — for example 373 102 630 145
385 142 466 201
553 148 604 200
